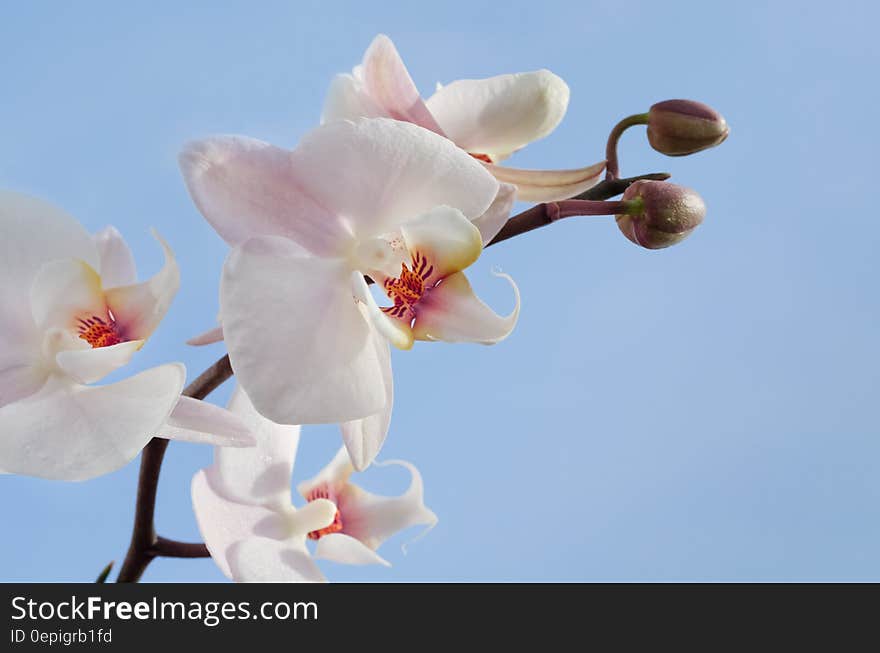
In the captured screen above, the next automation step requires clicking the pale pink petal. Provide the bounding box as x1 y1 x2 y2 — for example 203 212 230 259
426 70 569 161
290 118 499 238
104 230 179 342
93 226 137 288
314 533 391 567
186 326 224 346
221 236 387 425
339 459 438 551
360 34 445 135
0 363 184 481
161 395 255 447
321 74 386 123
179 136 352 257
211 385 300 509
413 271 520 344
29 258 106 331
485 160 605 203
55 339 144 384
399 206 483 283
471 183 516 245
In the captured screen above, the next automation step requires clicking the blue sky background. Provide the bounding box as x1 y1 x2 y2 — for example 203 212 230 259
2 0 878 582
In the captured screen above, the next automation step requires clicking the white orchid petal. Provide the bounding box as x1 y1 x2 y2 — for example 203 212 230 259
360 34 446 135
426 70 570 160
0 359 47 410
485 160 605 203
314 532 391 567
472 183 516 245
211 385 299 509
413 270 520 344
0 364 184 481
399 206 483 282
227 537 326 583
351 272 413 351
186 326 224 346
291 118 499 237
221 236 387 425
0 191 98 334
179 136 352 256
93 226 137 288
103 230 179 342
341 458 438 551
55 339 144 384
162 395 255 448
30 258 105 331
297 446 356 499
321 73 386 123
192 470 293 579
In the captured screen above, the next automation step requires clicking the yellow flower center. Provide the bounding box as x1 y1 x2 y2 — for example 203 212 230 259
381 251 434 320
76 314 124 349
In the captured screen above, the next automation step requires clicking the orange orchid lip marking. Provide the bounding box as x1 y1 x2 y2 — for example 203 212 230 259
76 314 124 349
305 485 344 540
470 152 493 163
381 251 434 321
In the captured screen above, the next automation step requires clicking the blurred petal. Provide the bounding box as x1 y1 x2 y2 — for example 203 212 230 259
30 258 105 331
471 183 516 245
192 470 293 579
104 230 179 342
314 533 390 567
93 226 137 288
211 385 300 509
426 70 569 160
360 34 445 135
55 339 144 384
221 236 387 424
186 326 224 346
179 136 352 256
399 206 482 283
485 160 605 203
341 459 438 551
338 324 394 471
413 271 520 344
162 395 255 447
0 363 184 481
321 73 385 123
228 537 326 583
291 118 499 238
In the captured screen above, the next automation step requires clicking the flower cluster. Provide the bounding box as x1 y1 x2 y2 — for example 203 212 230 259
0 34 726 581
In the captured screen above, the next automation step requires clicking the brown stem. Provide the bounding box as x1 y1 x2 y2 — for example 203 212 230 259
116 355 233 582
113 170 668 582
604 113 650 181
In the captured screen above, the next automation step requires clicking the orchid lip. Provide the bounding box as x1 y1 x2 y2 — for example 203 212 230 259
76 312 126 348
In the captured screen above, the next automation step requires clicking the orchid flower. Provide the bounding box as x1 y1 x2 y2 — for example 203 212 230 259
0 191 253 481
322 34 605 202
192 386 437 582
180 117 520 470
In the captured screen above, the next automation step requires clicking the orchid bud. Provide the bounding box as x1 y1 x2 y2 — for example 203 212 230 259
646 100 729 156
615 180 705 249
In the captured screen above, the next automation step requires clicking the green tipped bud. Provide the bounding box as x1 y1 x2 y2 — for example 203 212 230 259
616 180 705 249
647 99 729 156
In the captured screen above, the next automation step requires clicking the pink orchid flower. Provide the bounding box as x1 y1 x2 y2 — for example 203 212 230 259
180 118 520 470
192 386 436 582
0 191 253 481
323 34 605 202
